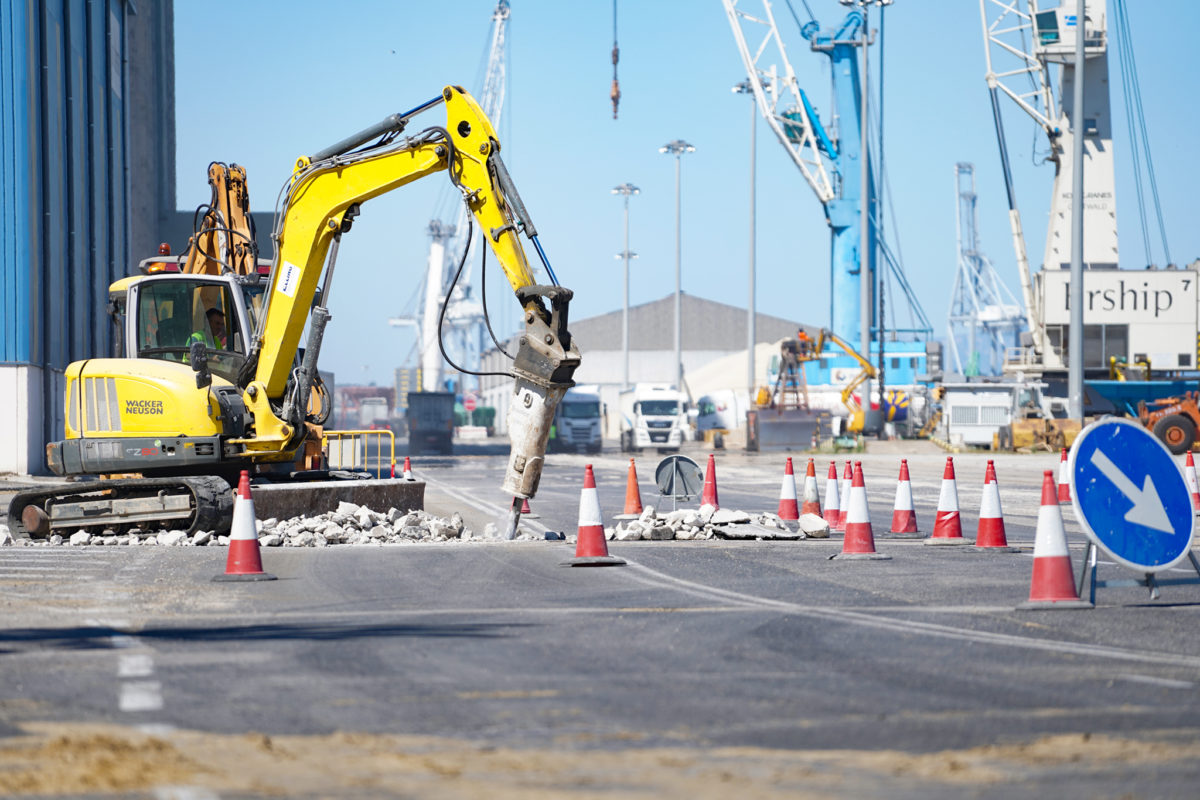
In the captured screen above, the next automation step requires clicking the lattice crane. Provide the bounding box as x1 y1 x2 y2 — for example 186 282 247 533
391 0 511 393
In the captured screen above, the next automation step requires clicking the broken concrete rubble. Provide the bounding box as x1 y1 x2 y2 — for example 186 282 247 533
604 506 807 542
2 500 816 548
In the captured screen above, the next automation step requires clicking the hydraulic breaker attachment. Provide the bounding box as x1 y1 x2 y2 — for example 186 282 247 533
503 285 581 500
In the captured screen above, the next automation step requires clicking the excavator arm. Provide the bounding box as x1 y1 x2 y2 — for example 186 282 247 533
181 162 259 276
805 327 877 432
237 85 579 509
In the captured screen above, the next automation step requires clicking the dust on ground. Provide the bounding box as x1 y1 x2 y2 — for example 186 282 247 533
1 722 1199 799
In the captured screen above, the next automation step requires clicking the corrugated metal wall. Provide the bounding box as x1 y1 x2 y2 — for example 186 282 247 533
0 0 128 368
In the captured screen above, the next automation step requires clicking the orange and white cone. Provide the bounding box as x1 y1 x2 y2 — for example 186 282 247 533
614 459 644 520
887 459 920 538
800 458 822 517
564 464 625 567
1185 452 1200 513
701 454 720 510
831 461 890 560
1057 448 1071 503
214 470 276 582
822 462 841 528
925 456 968 546
975 460 1014 550
777 458 800 520
835 460 853 532
403 456 414 481
1018 470 1091 609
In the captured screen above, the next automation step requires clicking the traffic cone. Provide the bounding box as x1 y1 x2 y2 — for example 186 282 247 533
615 459 644 520
701 454 720 510
777 458 799 520
518 496 540 519
835 460 853 532
1057 448 1071 503
1018 470 1091 609
831 461 890 560
402 456 414 481
887 459 921 538
563 464 625 567
800 458 822 517
214 470 276 582
822 462 841 528
925 457 968 546
1186 452 1200 513
975 460 1015 550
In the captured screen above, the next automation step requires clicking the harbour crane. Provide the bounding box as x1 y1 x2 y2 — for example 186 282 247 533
946 163 1026 376
721 0 931 399
391 0 511 394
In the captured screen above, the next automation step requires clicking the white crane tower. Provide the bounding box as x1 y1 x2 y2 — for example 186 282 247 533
979 0 1115 373
946 163 1026 376
390 0 510 393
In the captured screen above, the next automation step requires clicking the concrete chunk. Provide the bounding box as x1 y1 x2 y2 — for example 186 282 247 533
157 530 187 547
798 513 830 538
711 508 751 526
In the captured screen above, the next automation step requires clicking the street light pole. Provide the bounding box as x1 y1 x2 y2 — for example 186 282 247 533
660 139 695 392
733 79 759 410
859 1 873 427
842 0 892 433
1068 0 1086 421
611 183 640 389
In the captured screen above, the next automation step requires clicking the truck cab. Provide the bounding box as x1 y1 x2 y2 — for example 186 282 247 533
620 384 689 453
551 388 603 453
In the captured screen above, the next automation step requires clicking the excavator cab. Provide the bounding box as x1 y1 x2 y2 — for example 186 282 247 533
119 274 260 385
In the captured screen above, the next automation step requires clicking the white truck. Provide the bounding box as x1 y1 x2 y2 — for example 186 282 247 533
550 387 604 453
358 396 390 429
619 383 689 453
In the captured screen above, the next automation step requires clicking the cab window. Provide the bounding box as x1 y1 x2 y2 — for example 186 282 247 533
136 278 246 382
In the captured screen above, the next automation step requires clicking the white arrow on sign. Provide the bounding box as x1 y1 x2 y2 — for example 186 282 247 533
1089 449 1176 535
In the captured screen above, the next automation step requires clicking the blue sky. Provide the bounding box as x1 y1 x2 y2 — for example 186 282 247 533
175 1 1200 387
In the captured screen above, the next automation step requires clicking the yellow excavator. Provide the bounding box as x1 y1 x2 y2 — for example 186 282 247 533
9 86 579 539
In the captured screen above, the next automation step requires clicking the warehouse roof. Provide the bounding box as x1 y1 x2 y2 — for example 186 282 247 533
569 292 803 352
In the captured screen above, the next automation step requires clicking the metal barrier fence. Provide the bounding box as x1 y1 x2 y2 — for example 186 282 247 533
322 429 396 478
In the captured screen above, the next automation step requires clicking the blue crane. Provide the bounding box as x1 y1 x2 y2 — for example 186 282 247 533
724 1 932 396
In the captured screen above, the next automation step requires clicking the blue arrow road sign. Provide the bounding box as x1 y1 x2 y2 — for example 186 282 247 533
1069 418 1196 572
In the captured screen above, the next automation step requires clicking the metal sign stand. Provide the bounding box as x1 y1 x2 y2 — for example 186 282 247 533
655 455 703 512
1078 543 1200 604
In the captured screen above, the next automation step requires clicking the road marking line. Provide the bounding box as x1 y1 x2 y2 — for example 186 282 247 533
622 562 1200 669
119 681 163 712
1116 673 1195 689
118 653 155 678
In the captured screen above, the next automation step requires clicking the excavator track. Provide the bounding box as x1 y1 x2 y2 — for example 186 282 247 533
6 476 233 540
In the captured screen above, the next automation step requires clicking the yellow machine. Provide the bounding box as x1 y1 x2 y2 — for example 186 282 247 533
782 327 879 434
10 87 580 538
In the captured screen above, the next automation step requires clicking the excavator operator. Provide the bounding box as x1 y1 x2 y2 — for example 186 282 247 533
189 308 227 350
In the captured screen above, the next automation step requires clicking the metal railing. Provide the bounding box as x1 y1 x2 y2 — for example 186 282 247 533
322 429 396 478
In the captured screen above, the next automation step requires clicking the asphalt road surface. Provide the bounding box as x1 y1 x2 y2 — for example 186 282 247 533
2 439 1200 798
